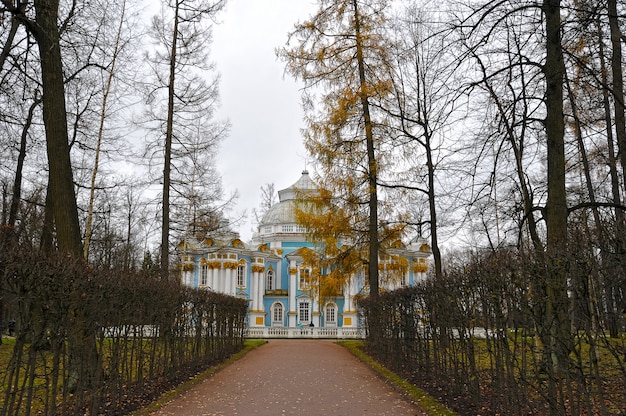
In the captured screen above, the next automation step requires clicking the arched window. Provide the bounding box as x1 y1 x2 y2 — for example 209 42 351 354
271 302 284 326
325 303 337 326
237 264 246 288
266 269 274 291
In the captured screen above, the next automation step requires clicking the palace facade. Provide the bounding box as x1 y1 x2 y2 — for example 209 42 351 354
179 170 431 338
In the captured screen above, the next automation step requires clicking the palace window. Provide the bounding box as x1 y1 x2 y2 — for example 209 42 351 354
299 301 310 324
266 269 274 291
296 225 307 233
200 264 208 286
237 264 246 288
272 302 284 325
264 226 272 234
299 267 311 290
282 225 294 233
325 303 337 325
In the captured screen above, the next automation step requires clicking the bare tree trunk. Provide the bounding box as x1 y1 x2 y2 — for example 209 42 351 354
32 0 98 393
40 183 54 253
125 190 133 271
8 96 40 231
0 11 22 73
598 12 626 339
353 0 379 299
425 130 442 279
543 0 570 413
33 0 82 257
161 1 180 279
84 0 127 260
607 0 626 337
352 0 382 346
608 0 626 186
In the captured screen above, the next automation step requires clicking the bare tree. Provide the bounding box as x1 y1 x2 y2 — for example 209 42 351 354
252 182 276 226
384 4 463 279
83 0 130 260
142 0 227 278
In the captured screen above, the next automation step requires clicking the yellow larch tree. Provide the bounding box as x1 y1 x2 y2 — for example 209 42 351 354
278 0 395 308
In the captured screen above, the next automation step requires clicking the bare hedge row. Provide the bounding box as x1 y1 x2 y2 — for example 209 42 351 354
0 251 248 415
360 250 626 416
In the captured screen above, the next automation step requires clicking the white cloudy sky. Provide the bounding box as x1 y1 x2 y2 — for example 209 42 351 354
211 0 318 241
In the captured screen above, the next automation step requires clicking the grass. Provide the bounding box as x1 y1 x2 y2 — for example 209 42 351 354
337 340 457 416
131 339 266 416
0 336 16 359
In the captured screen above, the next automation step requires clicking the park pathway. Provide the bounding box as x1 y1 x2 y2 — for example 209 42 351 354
151 339 428 416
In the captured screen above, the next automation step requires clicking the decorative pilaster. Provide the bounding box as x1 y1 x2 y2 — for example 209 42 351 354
249 260 266 327
257 259 265 312
288 261 297 327
250 268 257 310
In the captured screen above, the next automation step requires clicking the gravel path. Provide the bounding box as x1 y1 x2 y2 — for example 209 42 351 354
151 339 428 416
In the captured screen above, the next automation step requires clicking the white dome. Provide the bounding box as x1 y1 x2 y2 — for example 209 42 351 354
259 170 316 227
261 200 298 226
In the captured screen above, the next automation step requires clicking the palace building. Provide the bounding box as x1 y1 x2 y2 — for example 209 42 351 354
179 170 431 338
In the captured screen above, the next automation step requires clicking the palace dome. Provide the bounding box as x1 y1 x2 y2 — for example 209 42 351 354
259 170 316 228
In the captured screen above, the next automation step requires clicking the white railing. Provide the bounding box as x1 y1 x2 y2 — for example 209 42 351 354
245 326 365 339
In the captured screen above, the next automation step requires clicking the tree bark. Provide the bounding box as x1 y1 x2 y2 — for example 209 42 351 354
161 0 180 278
597 18 626 338
352 0 382 348
608 0 626 186
352 0 379 299
32 0 99 393
9 96 40 231
33 0 82 257
543 0 570 412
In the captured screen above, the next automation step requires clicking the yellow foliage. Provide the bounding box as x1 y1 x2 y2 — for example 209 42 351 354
292 185 366 305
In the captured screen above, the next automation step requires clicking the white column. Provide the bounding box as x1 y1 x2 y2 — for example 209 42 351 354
230 268 236 296
217 266 224 293
288 260 297 326
207 267 214 290
257 267 265 311
222 267 228 295
248 263 265 327
250 270 257 310
225 267 230 295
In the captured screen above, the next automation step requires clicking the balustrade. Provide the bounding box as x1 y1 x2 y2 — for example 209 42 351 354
244 326 364 339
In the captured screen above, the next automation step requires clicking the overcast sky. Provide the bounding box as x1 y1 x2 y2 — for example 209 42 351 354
211 0 318 241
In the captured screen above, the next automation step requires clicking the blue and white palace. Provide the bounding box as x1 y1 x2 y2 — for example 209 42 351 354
179 170 431 338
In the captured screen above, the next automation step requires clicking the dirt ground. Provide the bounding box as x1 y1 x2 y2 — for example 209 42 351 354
150 339 428 416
